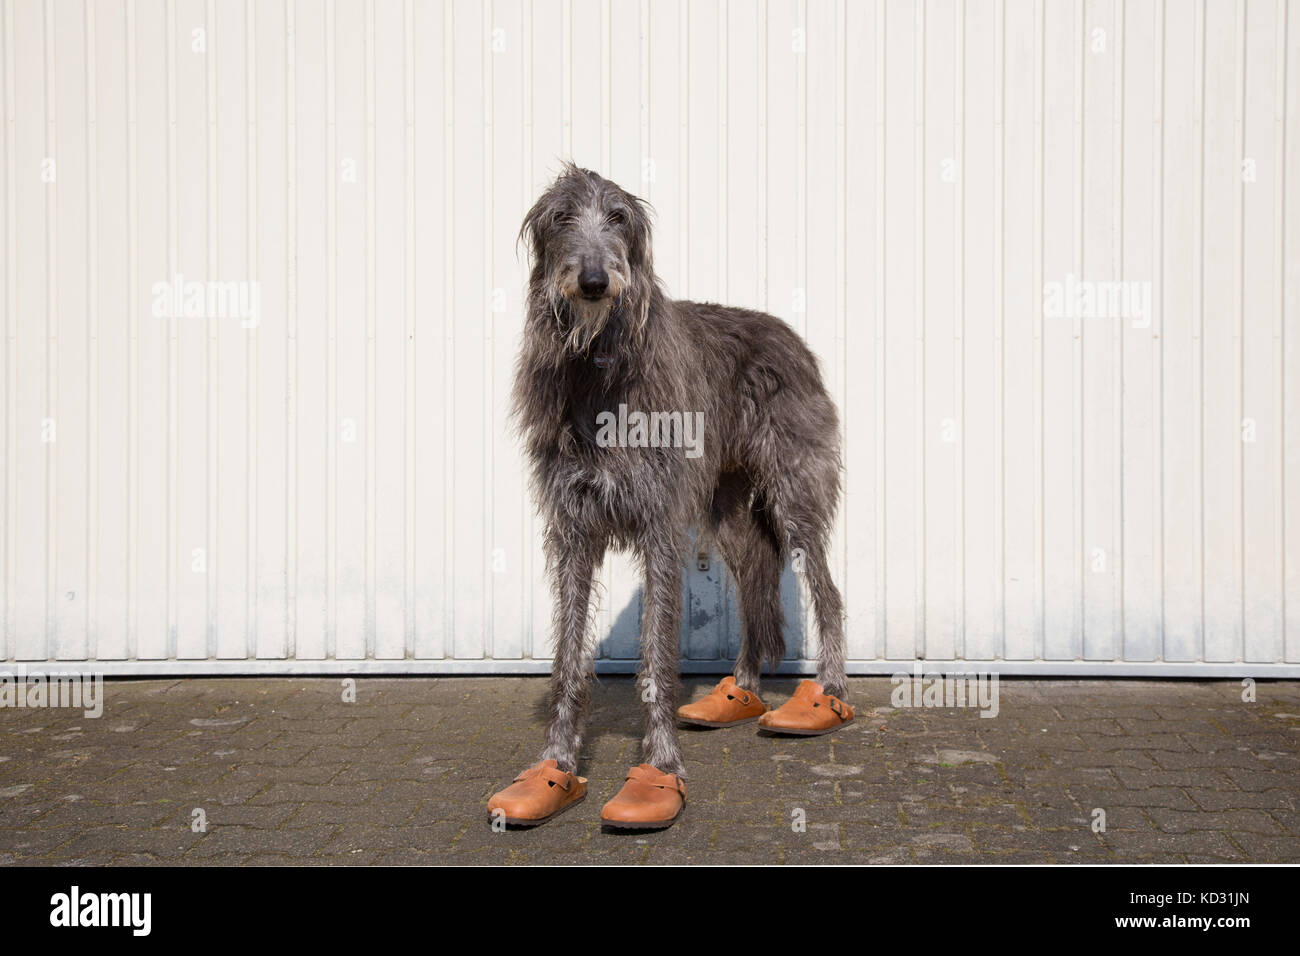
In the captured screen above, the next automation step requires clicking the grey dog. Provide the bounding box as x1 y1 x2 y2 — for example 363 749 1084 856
512 164 847 777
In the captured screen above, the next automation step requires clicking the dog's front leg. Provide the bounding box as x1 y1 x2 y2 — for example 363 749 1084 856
637 538 686 776
538 529 602 774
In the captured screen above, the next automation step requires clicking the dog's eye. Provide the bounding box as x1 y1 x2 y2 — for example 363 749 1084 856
606 210 626 226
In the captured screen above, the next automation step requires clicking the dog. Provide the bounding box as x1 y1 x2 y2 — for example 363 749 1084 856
492 164 848 828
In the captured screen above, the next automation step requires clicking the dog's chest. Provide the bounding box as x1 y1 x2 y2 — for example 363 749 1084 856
545 437 686 534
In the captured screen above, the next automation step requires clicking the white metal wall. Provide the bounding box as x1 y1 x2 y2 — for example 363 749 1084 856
2 0 1299 676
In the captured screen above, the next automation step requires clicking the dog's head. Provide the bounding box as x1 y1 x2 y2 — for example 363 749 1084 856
520 164 654 354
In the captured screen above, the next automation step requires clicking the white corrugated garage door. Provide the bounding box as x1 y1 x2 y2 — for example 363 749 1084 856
3 0 1298 677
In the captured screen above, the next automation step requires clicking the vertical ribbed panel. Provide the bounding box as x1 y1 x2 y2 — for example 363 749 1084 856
1 0 1298 674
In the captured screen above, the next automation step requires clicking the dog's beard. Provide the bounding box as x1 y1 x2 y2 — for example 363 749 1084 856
557 294 614 355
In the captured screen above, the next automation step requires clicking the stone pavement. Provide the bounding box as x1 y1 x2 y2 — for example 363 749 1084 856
0 676 1297 865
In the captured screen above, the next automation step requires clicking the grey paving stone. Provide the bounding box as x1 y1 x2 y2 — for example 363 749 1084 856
57 825 206 860
186 825 339 859
0 676 1296 864
1148 807 1284 835
1223 830 1300 861
1185 788 1297 812
1102 830 1246 861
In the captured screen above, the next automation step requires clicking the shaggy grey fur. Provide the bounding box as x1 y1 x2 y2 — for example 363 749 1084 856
512 164 847 777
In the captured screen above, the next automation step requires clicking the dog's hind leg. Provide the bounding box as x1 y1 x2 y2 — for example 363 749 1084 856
714 500 786 691
754 466 848 700
538 528 603 774
637 535 686 775
801 539 848 699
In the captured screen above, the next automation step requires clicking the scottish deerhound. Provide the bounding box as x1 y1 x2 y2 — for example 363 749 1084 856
512 164 846 777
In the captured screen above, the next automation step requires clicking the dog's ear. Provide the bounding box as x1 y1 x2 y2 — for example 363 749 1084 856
626 195 655 268
518 194 556 266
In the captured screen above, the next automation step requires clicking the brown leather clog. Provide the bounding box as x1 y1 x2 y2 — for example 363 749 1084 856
600 764 686 829
487 759 587 826
677 675 766 727
758 680 855 736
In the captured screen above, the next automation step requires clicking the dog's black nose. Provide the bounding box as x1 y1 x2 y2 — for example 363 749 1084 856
578 268 609 298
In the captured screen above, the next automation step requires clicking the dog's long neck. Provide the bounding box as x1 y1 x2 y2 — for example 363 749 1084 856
514 282 689 451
